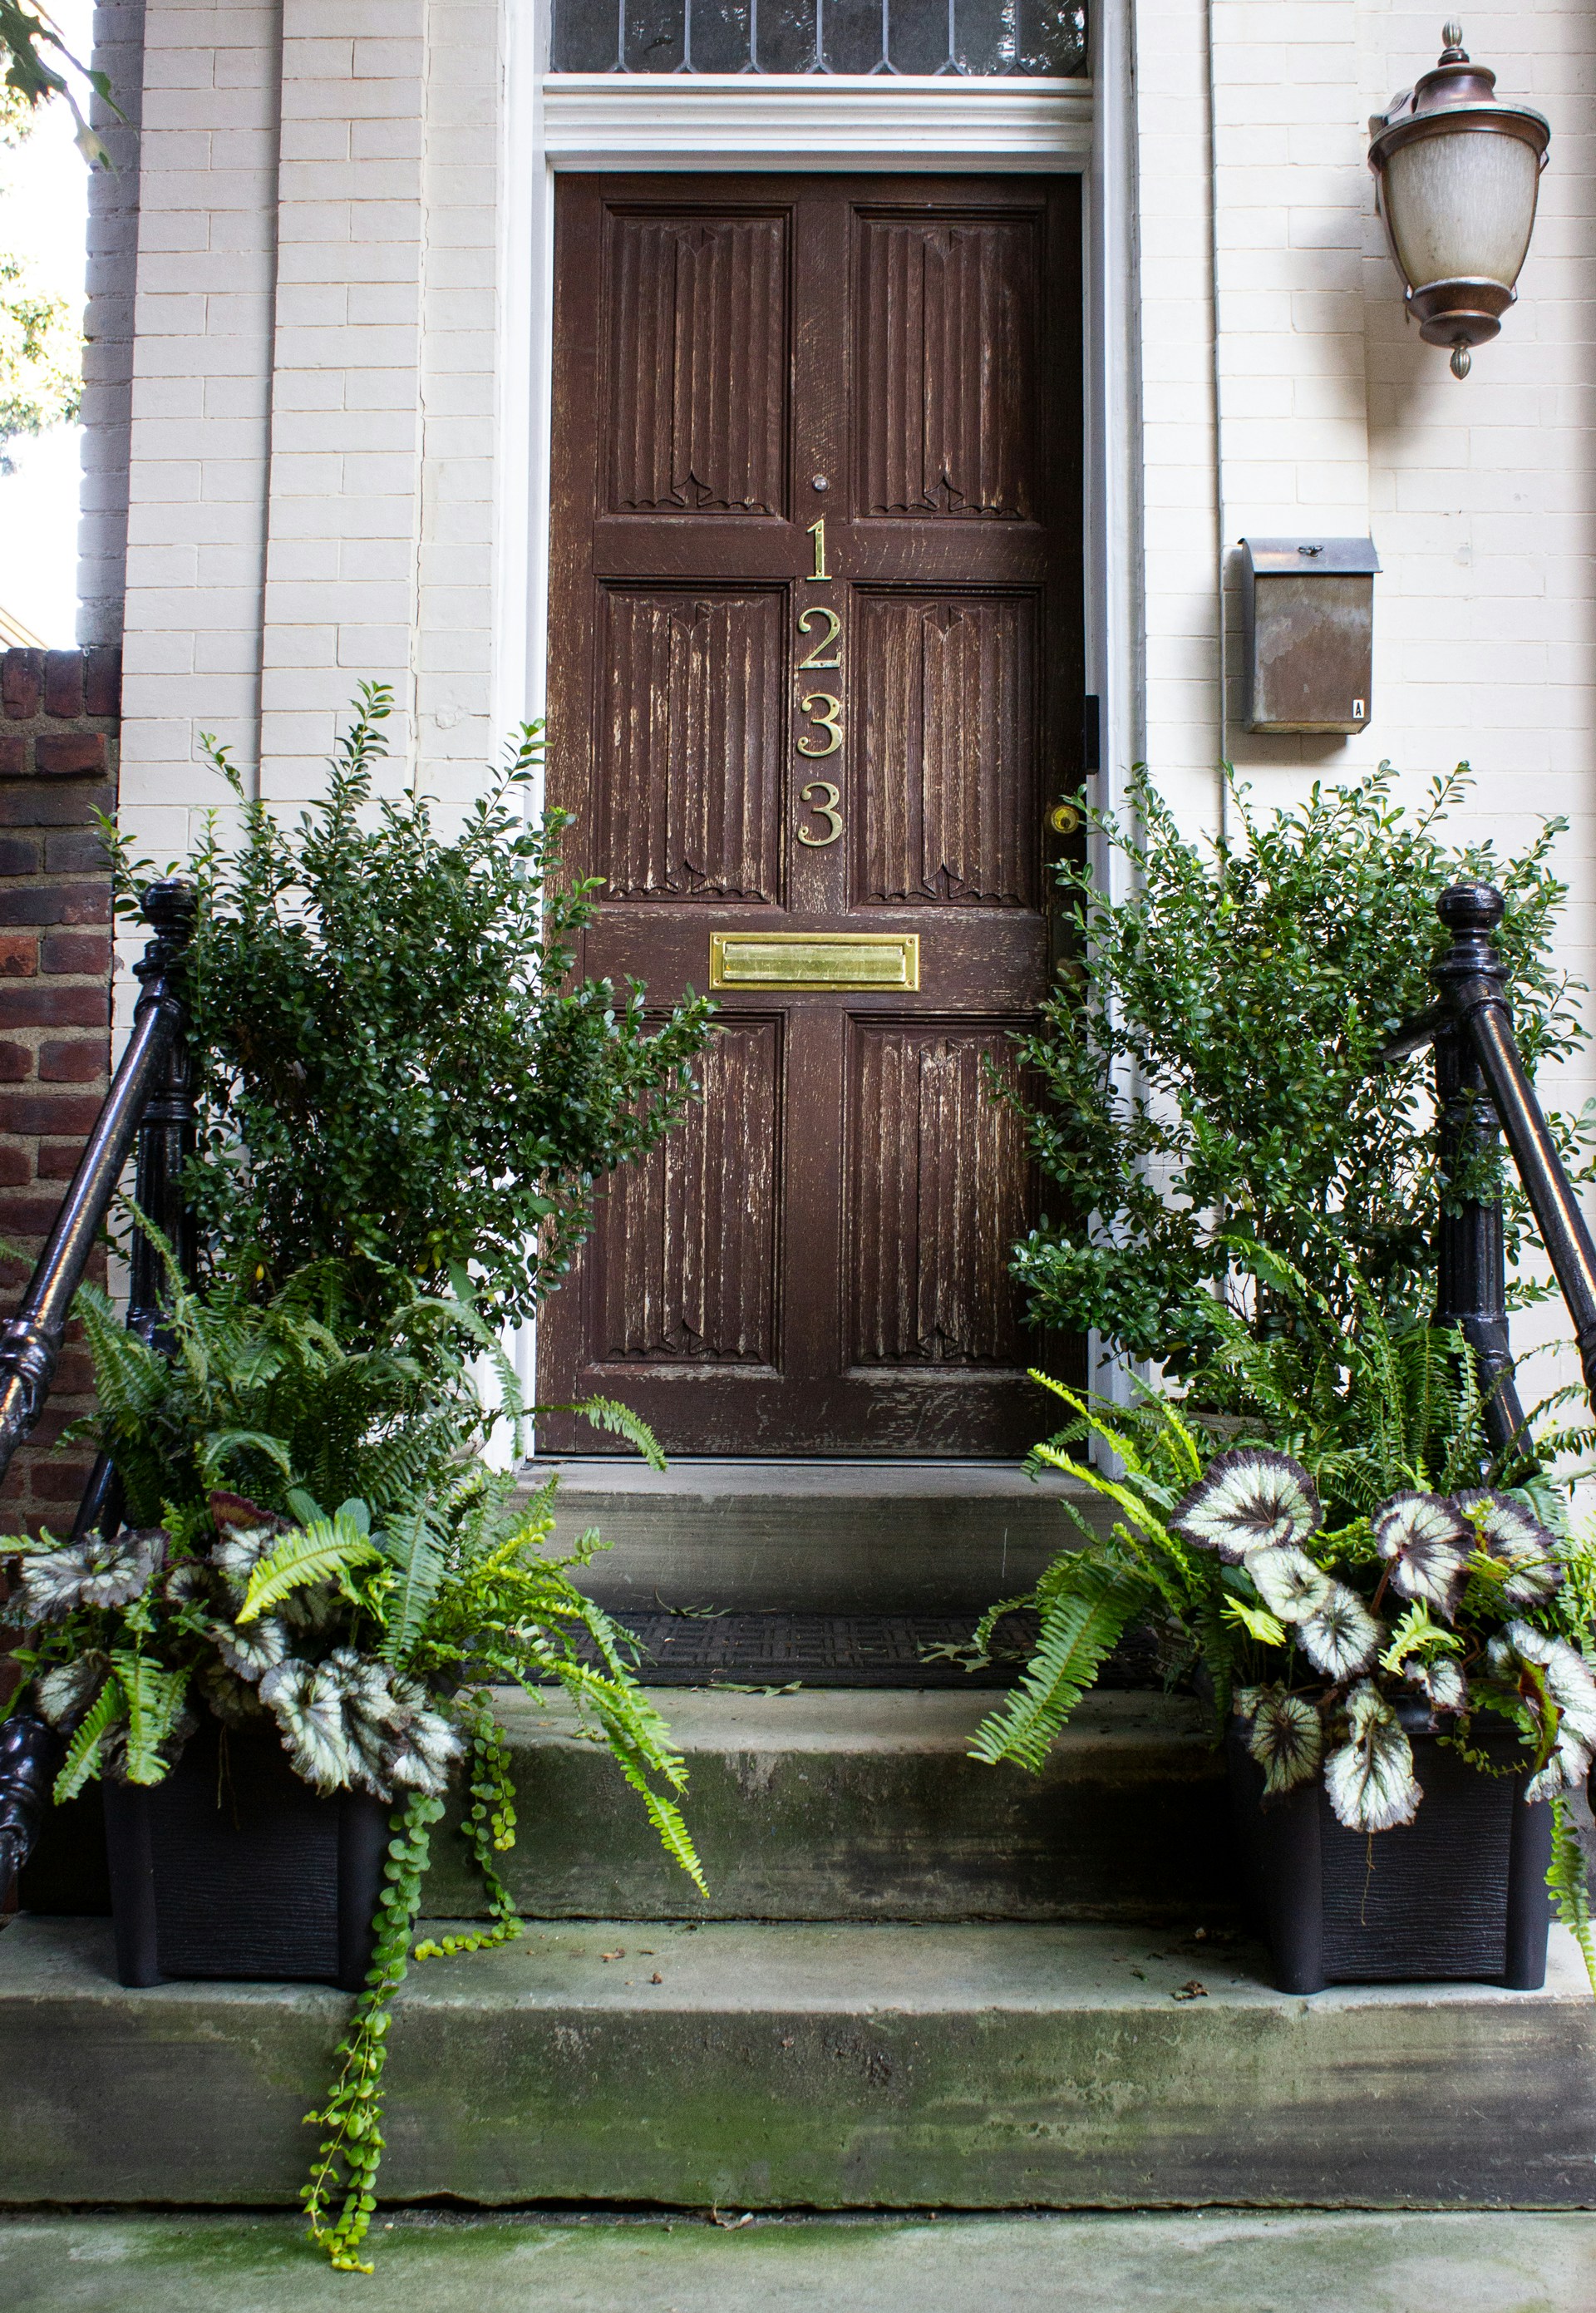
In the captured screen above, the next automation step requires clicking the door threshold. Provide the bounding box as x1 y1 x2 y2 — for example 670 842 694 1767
528 1456 1075 1495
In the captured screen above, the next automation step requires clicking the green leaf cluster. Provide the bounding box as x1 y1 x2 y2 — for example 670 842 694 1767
972 1278 1584 1770
1011 766 1592 1380
106 685 715 1336
1 3 117 165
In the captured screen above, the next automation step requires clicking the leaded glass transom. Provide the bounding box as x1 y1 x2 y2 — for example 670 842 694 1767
549 0 1088 78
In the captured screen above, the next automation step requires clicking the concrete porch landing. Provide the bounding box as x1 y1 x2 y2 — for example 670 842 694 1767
2 2211 1595 2313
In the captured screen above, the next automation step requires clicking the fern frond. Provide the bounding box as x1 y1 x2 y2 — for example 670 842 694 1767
552 1395 666 1470
378 1503 446 1669
236 1514 379 1622
1549 1794 1596 2000
1222 1595 1288 1650
196 1427 297 1491
110 1652 190 1785
53 1679 124 1801
970 1560 1150 1773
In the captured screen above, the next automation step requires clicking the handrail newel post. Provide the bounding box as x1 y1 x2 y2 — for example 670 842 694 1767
0 880 195 1908
1431 890 1528 1458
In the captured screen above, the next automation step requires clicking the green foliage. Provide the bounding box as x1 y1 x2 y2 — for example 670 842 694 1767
0 3 116 165
71 1240 485 1531
972 1301 1596 1850
968 1554 1150 1773
1012 767 1592 1380
52 1678 122 1799
106 684 715 1335
1549 1795 1596 2000
0 250 79 472
235 1512 380 1623
7 1252 709 2271
301 1788 442 2272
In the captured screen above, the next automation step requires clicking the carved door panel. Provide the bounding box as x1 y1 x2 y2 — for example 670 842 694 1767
540 175 1081 1455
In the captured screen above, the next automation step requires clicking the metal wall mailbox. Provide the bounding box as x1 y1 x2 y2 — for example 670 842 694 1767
1239 537 1381 735
709 932 920 992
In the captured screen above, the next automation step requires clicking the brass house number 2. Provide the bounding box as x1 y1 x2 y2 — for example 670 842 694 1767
796 525 843 846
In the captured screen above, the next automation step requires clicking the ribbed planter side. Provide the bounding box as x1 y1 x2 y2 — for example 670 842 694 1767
102 1716 389 1991
1226 1712 1550 1994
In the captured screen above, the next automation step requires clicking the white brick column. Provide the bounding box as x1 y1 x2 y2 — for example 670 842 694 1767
259 2 429 803
115 0 282 858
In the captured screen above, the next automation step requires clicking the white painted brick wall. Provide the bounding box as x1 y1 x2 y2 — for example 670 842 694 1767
114 0 280 840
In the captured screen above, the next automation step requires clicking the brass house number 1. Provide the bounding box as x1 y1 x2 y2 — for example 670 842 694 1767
796 529 842 845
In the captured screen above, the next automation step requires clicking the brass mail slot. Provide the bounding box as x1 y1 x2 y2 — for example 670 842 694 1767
709 931 920 992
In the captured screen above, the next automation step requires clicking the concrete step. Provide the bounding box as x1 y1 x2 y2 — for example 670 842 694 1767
5 2210 1596 2313
22 1689 1234 1926
426 1688 1234 1923
532 1457 1111 1614
2 1915 1592 2211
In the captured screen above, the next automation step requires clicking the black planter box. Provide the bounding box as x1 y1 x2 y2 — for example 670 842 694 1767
101 1716 390 1991
1226 1711 1550 1995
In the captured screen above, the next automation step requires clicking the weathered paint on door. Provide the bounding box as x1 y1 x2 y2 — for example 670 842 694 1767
539 173 1082 1455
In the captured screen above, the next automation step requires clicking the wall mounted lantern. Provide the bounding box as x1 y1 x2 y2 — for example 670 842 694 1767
1367 21 1549 379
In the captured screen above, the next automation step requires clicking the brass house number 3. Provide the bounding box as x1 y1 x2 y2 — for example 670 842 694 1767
796 520 842 847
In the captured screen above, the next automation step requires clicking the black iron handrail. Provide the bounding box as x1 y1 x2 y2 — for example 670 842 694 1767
0 879 195 1907
1379 880 1596 1452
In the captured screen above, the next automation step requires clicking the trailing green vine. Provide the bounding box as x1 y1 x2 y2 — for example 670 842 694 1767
413 1708 524 1963
302 1788 443 2273
301 1712 533 2271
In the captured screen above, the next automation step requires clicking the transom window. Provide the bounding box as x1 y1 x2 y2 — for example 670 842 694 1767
549 0 1088 77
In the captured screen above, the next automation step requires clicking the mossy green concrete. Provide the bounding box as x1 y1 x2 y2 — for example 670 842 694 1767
3 2211 1596 2313
2 1915 1594 2212
421 1689 1235 1923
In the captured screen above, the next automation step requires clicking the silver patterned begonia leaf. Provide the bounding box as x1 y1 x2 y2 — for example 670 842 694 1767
1170 1448 1323 1562
209 1612 289 1684
1371 1492 1470 1619
1324 1680 1422 1832
1404 1655 1467 1715
258 1649 463 1799
11 1527 166 1622
1244 1686 1323 1798
1297 1581 1382 1679
1502 1620 1596 1801
1456 1490 1563 1607
1247 1545 1332 1624
209 1521 282 1607
259 1657 355 1792
35 1655 108 1729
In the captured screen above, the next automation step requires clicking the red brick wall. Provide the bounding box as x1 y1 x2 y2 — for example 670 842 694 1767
0 647 119 1536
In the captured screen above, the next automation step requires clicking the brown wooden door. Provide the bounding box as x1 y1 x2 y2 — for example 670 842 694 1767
539 173 1081 1457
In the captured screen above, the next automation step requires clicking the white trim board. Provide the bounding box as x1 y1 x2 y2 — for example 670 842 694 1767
540 72 1094 170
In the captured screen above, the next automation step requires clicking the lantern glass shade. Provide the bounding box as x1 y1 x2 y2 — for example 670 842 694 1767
1383 126 1542 291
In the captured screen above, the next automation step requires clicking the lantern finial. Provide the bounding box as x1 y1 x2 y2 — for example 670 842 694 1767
1441 23 1467 64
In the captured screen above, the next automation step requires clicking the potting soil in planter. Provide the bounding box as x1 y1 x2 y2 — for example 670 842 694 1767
102 1715 389 1990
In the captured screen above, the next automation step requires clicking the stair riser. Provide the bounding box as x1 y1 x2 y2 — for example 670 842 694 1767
426 1730 1235 1922
21 1695 1239 1927
534 1466 1111 1615
2 1921 1593 2211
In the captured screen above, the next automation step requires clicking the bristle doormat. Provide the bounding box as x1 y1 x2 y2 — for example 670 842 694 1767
585 1611 1174 1690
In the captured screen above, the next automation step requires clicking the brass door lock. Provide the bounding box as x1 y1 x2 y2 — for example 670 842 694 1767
1048 799 1081 836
